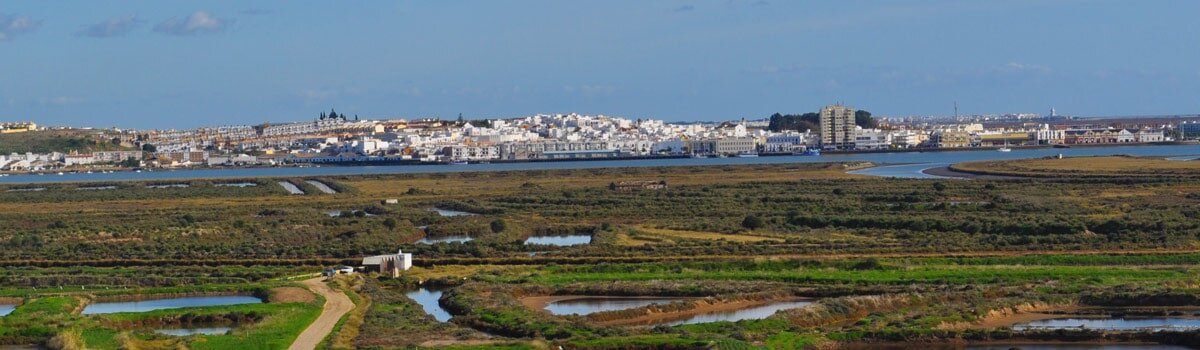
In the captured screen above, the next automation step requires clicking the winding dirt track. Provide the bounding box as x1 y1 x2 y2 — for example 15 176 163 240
289 277 354 350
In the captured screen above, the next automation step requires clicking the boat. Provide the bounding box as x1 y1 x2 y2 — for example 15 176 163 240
797 149 821 156
736 152 759 158
998 140 1012 152
1053 144 1071 149
690 153 709 159
448 160 469 165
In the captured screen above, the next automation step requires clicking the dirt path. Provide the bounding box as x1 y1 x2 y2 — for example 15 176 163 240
289 277 354 350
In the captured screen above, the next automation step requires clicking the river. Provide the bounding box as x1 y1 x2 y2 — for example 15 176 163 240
1 144 1196 184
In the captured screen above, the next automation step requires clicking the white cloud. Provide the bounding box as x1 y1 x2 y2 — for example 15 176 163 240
0 13 42 41
76 15 142 38
1000 62 1052 73
154 11 230 36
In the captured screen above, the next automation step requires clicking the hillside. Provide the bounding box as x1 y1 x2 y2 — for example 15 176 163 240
0 129 135 154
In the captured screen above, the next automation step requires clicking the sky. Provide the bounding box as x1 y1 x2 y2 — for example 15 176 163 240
1 0 1198 129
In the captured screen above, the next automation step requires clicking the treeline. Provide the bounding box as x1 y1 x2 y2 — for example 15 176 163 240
765 110 876 132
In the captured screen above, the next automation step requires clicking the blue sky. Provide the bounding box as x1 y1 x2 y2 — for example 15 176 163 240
1 1 1198 128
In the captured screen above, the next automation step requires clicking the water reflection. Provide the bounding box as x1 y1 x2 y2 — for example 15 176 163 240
848 163 953 179
154 327 232 336
524 235 592 246
82 296 262 315
431 208 477 217
1012 317 1200 331
545 297 688 316
665 300 811 326
0 304 14 317
406 288 452 322
416 235 473 244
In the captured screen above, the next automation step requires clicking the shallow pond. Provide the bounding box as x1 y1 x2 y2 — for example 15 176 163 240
848 163 954 179
215 182 257 187
154 327 232 336
406 288 452 322
6 187 45 192
306 180 337 194
662 300 812 326
545 297 689 315
277 181 304 194
1012 317 1200 331
431 208 476 217
146 184 190 189
77 185 118 190
82 296 263 315
416 235 473 244
0 304 14 316
524 235 592 246
326 210 375 217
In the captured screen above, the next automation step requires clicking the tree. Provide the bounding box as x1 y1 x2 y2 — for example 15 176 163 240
933 182 946 192
490 219 507 233
383 218 398 230
767 113 820 132
457 113 465 125
118 157 140 168
141 144 157 152
741 215 764 230
855 110 877 129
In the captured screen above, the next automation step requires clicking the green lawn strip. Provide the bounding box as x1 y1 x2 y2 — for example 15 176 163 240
319 278 364 350
0 282 281 298
565 335 712 349
528 265 1185 286
181 302 320 350
888 253 1200 266
764 332 824 350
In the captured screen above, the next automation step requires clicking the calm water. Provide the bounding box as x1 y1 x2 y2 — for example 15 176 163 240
524 235 592 246
546 297 688 315
277 181 304 194
0 304 14 316
406 288 452 322
416 235 474 244
326 210 374 217
4 145 1196 184
146 184 190 189
81 296 262 315
849 144 1200 178
154 327 231 336
849 163 953 179
663 300 811 326
431 208 476 217
1012 317 1200 331
306 180 337 194
215 182 257 187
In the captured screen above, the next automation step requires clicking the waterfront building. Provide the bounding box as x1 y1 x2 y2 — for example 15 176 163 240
820 104 856 150
854 128 892 150
362 249 413 278
1182 122 1200 140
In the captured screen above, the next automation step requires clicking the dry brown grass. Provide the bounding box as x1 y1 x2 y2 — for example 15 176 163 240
634 226 784 243
268 286 317 304
951 156 1200 177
